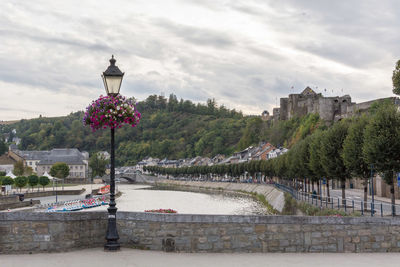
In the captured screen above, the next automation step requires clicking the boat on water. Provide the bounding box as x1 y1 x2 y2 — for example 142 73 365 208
47 196 108 212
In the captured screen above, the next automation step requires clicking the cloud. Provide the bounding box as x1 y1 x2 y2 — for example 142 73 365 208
153 18 236 48
0 0 398 121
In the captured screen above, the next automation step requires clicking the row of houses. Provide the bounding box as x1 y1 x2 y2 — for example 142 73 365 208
2 145 89 179
135 142 288 172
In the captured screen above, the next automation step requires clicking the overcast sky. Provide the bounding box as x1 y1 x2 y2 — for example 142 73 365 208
1 0 400 120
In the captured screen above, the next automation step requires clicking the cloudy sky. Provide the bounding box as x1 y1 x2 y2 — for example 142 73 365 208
1 0 400 120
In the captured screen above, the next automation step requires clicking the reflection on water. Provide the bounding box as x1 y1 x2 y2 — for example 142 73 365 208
88 184 268 215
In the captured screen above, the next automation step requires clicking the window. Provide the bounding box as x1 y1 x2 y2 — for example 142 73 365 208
29 162 32 166
80 166 83 170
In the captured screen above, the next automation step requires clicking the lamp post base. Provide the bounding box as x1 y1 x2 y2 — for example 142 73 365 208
104 241 120 251
104 206 120 251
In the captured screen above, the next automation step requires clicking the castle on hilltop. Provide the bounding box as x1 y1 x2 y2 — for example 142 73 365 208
262 87 396 122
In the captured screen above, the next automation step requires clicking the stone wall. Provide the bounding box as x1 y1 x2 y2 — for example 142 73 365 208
1 212 400 254
155 180 285 212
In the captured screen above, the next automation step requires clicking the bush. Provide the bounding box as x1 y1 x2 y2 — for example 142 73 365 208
28 175 39 190
282 193 298 215
2 176 14 186
39 176 50 190
14 176 28 192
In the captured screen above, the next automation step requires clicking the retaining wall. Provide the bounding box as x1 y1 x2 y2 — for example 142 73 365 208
1 212 400 254
155 180 285 212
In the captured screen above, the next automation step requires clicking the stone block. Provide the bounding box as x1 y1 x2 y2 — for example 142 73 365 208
0 225 10 234
322 231 331 237
198 237 207 243
254 224 266 234
205 227 218 235
223 241 231 249
207 236 219 243
347 230 358 236
279 239 289 246
197 242 212 250
33 234 51 242
309 245 323 252
324 244 337 252
285 246 297 252
311 232 321 238
344 243 355 252
358 229 371 236
213 241 224 250
337 237 344 252
372 242 381 249
304 232 311 245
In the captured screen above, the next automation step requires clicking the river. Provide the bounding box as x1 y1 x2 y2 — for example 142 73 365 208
84 184 268 215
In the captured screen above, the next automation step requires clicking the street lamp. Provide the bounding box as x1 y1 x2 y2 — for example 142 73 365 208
103 55 124 251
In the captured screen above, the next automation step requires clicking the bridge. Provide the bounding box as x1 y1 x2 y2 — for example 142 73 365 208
103 172 154 184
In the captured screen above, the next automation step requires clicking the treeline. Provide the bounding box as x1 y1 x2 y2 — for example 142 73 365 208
146 101 400 215
0 95 323 166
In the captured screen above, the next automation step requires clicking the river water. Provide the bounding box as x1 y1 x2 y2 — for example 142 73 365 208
85 184 268 215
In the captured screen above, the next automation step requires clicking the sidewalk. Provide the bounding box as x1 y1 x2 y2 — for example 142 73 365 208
330 187 394 204
1 248 400 267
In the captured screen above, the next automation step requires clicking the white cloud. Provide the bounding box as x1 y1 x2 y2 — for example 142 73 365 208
0 0 399 120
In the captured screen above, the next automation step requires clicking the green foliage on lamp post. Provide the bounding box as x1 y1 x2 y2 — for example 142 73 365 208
14 176 28 192
363 102 400 210
39 176 50 191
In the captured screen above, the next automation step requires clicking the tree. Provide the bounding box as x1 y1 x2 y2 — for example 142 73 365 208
39 176 50 190
0 139 6 155
342 116 370 209
320 121 349 204
50 162 70 179
393 60 400 95
363 102 400 214
27 175 39 192
2 176 14 186
0 171 6 177
309 130 327 195
13 161 25 176
89 152 108 178
1 176 14 194
14 176 28 192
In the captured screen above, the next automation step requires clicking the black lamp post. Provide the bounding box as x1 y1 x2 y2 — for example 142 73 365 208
103 55 124 251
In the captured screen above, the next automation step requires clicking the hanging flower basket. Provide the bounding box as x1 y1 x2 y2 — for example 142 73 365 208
83 95 141 131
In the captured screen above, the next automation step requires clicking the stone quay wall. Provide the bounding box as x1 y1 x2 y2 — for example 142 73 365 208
155 180 285 212
1 212 400 254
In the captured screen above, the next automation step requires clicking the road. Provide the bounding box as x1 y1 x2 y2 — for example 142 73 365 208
1 248 400 267
302 187 399 216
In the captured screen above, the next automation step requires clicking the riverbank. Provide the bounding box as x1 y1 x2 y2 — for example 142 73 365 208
154 179 285 213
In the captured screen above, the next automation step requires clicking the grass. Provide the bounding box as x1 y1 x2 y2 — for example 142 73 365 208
283 193 362 217
237 190 279 215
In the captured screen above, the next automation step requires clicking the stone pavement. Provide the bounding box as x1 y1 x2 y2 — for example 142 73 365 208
2 248 400 267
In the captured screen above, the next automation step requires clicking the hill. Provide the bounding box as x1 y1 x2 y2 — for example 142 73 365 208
0 95 323 166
